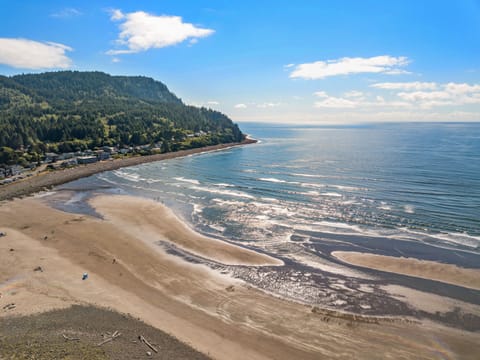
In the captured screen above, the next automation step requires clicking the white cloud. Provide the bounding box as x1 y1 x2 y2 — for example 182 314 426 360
344 90 364 98
0 38 72 69
108 9 214 55
313 90 413 109
313 92 357 108
313 91 328 98
383 69 412 75
112 57 121 63
315 97 357 108
444 82 480 94
394 83 480 108
397 91 452 102
234 103 247 109
50 8 82 18
109 9 125 21
290 55 409 80
236 109 479 125
371 82 438 90
257 102 281 108
207 101 219 105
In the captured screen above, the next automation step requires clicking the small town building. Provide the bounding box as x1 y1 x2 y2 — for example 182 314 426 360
77 156 98 164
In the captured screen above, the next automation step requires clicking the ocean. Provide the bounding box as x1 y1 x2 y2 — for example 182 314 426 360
55 122 480 320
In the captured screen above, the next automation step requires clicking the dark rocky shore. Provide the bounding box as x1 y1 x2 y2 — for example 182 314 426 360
0 305 211 360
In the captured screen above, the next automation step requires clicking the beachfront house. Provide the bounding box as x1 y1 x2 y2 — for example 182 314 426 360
44 152 59 163
58 152 75 160
95 150 111 161
77 156 98 165
102 146 117 154
61 158 78 168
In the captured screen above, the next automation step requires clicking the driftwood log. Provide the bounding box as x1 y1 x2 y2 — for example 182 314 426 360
139 335 158 353
62 334 80 341
97 330 121 346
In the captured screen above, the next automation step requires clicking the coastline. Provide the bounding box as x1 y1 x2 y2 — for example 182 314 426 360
0 138 256 202
1 194 479 359
1 135 479 359
332 251 480 291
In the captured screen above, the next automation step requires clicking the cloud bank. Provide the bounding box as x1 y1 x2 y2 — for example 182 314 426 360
371 82 437 90
108 9 214 55
290 55 409 80
313 82 480 109
0 38 72 69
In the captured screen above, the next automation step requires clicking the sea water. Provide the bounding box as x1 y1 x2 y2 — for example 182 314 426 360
98 122 480 249
57 122 480 317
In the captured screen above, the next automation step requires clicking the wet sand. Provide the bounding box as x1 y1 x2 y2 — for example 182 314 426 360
332 251 480 291
90 195 283 266
1 195 479 359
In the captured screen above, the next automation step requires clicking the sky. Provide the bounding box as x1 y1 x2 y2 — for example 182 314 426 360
0 0 479 124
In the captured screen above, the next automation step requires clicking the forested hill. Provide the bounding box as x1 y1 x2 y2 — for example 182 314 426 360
10 71 183 104
0 71 244 165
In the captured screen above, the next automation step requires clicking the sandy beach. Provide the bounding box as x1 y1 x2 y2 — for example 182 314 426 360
332 251 480 291
1 194 479 359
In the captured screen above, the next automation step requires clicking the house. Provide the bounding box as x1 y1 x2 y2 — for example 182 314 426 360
102 146 117 154
46 163 62 170
61 158 78 167
77 156 98 164
58 152 75 160
95 150 110 161
9 165 24 176
44 152 59 163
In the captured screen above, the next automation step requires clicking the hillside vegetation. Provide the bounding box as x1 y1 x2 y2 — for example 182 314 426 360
0 71 243 166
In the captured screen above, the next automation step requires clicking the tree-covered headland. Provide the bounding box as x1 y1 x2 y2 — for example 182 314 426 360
0 71 244 168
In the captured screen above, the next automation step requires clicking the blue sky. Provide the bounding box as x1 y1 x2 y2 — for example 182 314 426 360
0 0 479 123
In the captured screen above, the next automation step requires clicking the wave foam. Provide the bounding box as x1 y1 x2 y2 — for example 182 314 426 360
215 183 234 187
319 192 342 197
259 177 301 185
191 185 255 199
404 205 415 214
113 170 141 182
174 177 200 185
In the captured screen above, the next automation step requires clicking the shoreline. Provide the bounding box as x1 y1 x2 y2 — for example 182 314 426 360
332 251 480 291
1 138 480 358
1 195 479 359
0 138 256 202
90 194 283 266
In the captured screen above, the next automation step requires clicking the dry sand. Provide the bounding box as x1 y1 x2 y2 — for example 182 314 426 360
1 196 479 360
332 251 480 291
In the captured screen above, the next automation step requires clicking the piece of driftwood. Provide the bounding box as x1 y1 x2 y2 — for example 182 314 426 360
97 331 121 346
62 334 80 341
139 335 158 353
3 303 15 310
